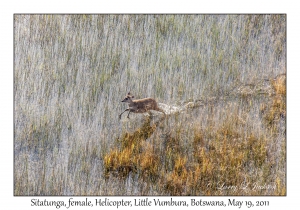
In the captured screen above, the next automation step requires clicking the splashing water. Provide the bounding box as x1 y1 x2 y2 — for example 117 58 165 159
158 102 199 115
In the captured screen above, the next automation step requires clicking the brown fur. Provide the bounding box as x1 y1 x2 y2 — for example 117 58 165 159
119 92 165 119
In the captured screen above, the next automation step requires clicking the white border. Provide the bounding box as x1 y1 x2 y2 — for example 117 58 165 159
2 0 299 209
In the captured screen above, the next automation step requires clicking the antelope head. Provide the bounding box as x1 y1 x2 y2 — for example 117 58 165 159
121 92 134 103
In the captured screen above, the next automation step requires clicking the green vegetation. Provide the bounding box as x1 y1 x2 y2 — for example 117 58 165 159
14 14 286 195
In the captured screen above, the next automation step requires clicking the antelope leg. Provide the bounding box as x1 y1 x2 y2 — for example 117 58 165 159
127 110 132 118
119 108 129 119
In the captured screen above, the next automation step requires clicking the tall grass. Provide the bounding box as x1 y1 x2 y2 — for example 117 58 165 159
14 14 286 195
